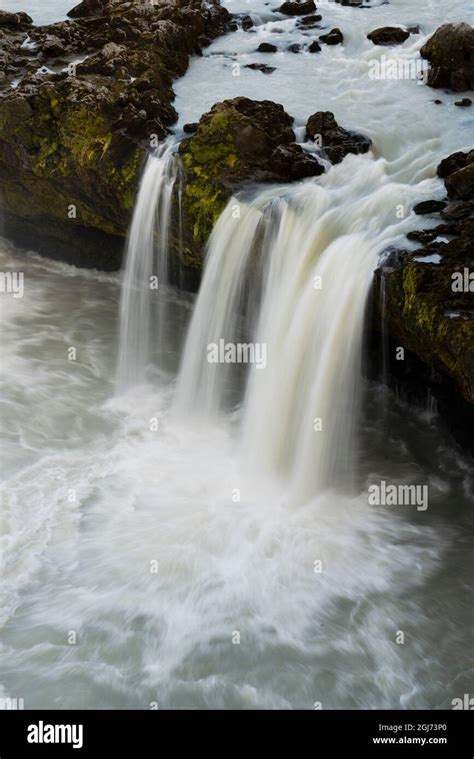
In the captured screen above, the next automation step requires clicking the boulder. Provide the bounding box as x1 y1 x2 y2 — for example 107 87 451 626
420 23 474 91
278 1 316 16
178 97 325 268
257 42 277 52
319 28 344 45
306 111 371 163
367 27 410 46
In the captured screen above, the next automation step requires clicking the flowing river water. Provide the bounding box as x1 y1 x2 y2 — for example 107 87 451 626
0 0 473 709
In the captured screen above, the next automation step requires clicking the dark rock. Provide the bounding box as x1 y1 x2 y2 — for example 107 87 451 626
242 15 253 31
306 110 371 163
0 0 232 269
297 14 322 27
420 23 474 91
455 98 472 107
413 200 447 215
437 151 470 179
445 163 474 201
319 28 344 46
0 10 33 26
278 1 316 16
288 43 301 53
433 99 443 104
308 40 321 53
245 63 276 74
183 122 199 134
440 201 472 221
367 27 410 46
257 42 277 52
178 97 326 268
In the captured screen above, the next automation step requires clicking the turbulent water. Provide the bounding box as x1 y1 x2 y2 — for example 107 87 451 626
1 0 474 710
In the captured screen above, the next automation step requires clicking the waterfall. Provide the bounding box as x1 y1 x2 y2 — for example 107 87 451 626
116 140 181 389
175 158 415 501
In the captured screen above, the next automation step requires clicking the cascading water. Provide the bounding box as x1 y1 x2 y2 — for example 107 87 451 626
117 141 181 389
175 156 420 499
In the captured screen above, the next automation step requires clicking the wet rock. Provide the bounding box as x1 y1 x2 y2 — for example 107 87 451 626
241 15 253 31
413 200 447 215
420 23 474 91
257 42 277 52
288 43 301 53
278 1 316 16
0 10 33 26
178 97 324 268
183 122 199 134
445 163 474 201
0 0 232 269
455 98 472 107
297 14 322 27
319 28 344 46
306 110 371 163
437 151 471 179
308 40 321 53
245 63 276 74
367 27 410 46
440 201 472 221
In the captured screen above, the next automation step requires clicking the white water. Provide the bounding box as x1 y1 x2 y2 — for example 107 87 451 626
117 142 181 389
0 0 473 710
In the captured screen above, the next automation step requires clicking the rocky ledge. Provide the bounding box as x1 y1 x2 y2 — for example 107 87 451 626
0 0 231 269
176 98 371 270
372 150 474 411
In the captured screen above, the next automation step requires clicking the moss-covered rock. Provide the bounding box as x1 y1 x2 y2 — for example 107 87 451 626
177 97 325 269
0 0 231 268
373 149 474 406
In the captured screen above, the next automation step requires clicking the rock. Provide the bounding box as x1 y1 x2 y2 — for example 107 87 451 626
420 23 474 91
445 163 474 201
42 35 66 57
242 15 253 31
278 1 316 16
183 122 199 134
288 43 301 53
0 10 33 26
335 0 366 6
308 40 321 53
440 201 472 221
0 0 232 269
245 63 276 74
455 98 472 107
319 28 344 46
257 42 277 52
297 14 322 27
67 0 107 17
306 111 371 163
433 99 443 105
178 97 325 268
413 200 447 215
367 27 410 46
437 151 471 179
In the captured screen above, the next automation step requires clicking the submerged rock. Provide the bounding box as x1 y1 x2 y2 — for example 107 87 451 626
178 97 325 269
306 111 372 163
420 23 474 91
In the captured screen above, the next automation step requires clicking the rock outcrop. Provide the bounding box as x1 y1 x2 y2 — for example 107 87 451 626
177 97 325 269
373 150 474 406
0 0 231 268
306 111 372 164
420 23 474 92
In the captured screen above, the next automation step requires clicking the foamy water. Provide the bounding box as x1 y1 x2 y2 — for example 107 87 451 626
0 0 473 709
